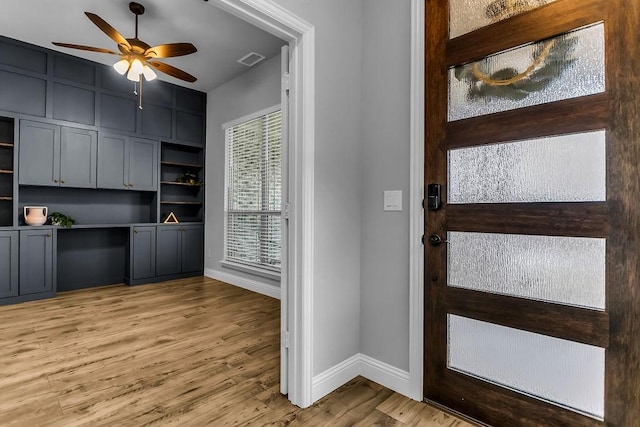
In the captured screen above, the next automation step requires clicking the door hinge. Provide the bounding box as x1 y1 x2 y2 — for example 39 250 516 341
282 331 290 348
282 203 292 220
282 72 291 91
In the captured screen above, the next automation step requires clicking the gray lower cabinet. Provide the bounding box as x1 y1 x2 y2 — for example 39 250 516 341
98 134 158 191
19 120 97 188
132 226 156 280
181 225 204 273
0 231 18 298
19 229 55 295
156 224 203 276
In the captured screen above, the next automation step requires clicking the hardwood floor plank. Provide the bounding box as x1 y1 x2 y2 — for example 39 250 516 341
0 277 471 426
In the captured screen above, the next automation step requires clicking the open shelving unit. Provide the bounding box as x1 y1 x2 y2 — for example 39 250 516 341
160 142 204 223
0 117 14 226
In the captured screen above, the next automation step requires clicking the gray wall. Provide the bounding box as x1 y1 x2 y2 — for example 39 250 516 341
360 0 412 371
207 0 414 384
205 54 282 289
269 0 365 376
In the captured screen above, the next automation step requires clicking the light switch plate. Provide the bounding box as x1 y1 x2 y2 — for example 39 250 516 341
384 190 402 211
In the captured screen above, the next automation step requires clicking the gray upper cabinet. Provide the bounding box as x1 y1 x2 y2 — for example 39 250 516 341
129 138 158 191
60 127 98 188
0 230 18 298
19 120 97 188
98 134 158 191
97 134 128 190
19 121 59 186
19 228 55 295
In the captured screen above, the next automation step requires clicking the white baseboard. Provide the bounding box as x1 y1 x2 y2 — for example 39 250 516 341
204 268 281 300
311 354 361 402
311 353 412 403
359 354 411 397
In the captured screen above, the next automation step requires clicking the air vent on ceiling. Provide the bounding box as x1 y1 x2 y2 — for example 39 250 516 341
238 52 266 67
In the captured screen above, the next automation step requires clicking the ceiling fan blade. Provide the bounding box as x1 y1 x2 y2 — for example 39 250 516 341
145 43 198 59
52 42 120 55
84 12 131 49
148 61 197 83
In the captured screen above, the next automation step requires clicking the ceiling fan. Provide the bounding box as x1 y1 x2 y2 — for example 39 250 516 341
52 2 198 84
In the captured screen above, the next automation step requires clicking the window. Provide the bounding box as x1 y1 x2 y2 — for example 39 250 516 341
224 107 282 273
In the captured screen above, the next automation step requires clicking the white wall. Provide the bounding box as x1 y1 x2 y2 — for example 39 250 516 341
360 0 412 372
205 54 283 291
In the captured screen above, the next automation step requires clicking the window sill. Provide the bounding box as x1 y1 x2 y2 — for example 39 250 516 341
220 260 281 281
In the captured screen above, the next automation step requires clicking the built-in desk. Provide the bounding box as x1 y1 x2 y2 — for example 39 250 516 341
0 222 204 305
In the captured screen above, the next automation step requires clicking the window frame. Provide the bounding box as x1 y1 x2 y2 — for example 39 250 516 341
222 105 282 277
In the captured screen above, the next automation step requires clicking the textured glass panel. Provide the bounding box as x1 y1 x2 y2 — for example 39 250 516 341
450 0 557 38
448 232 605 309
449 23 605 121
448 315 605 419
448 130 605 203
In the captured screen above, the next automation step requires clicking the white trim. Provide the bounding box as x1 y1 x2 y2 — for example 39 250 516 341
219 260 281 281
311 354 411 403
409 0 425 402
207 0 316 408
221 104 281 130
311 354 361 402
205 268 281 300
360 354 412 398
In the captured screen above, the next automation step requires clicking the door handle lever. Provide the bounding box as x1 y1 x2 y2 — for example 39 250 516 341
428 234 449 247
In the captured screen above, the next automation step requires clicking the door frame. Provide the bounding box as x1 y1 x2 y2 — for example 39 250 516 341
408 0 426 402
207 0 316 408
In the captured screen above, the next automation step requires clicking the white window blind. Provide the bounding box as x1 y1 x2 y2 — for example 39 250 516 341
224 109 282 271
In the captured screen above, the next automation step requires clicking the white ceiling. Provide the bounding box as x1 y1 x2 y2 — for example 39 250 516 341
0 0 286 92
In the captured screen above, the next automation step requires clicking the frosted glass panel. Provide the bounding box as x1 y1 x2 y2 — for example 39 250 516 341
450 0 557 38
448 232 605 309
449 24 605 121
448 315 605 419
448 130 606 203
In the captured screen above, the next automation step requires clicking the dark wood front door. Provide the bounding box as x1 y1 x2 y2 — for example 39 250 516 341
424 1 640 425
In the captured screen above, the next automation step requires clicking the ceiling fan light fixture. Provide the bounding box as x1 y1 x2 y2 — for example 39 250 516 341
113 58 130 75
127 66 141 82
130 58 144 75
142 64 157 81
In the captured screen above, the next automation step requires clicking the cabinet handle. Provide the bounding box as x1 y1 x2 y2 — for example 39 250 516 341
124 184 128 187
54 179 58 183
61 180 65 184
129 183 134 188
46 233 51 237
134 230 138 234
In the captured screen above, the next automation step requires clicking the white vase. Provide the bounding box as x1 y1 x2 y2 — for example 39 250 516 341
24 206 48 226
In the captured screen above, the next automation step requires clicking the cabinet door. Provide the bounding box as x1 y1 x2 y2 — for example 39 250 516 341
18 121 60 186
60 127 97 189
181 225 204 273
97 133 129 190
132 226 156 280
19 229 54 295
156 226 181 276
0 231 18 298
128 138 158 191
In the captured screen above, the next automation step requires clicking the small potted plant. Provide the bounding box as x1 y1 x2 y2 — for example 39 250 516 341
49 212 75 227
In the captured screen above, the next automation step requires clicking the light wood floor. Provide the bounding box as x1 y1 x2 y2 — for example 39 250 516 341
0 277 474 426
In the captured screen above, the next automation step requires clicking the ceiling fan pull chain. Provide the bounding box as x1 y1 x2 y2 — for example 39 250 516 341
133 81 138 96
139 78 143 110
